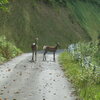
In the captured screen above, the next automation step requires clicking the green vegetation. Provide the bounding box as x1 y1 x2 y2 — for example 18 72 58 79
75 41 100 66
0 0 100 98
0 0 9 11
59 38 100 100
0 0 99 52
0 35 22 64
0 0 92 52
59 52 100 100
67 0 100 39
36 0 67 7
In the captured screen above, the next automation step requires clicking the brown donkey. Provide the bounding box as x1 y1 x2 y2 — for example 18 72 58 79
43 42 60 61
31 38 38 62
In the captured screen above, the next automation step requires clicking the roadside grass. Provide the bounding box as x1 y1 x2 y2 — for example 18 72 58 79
59 52 100 100
0 36 22 64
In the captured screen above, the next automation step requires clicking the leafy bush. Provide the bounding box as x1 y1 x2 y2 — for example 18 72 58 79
59 52 100 100
0 0 9 11
76 41 100 66
0 35 22 63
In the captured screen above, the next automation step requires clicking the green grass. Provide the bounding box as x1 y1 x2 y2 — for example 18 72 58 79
59 52 100 100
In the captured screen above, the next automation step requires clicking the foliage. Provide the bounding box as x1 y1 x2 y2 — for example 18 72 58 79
59 52 100 100
76 41 100 65
0 35 22 63
0 0 9 11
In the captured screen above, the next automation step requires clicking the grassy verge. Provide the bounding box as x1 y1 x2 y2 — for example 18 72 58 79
59 52 100 100
0 36 22 64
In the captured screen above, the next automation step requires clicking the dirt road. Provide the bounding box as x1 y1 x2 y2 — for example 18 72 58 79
0 51 76 100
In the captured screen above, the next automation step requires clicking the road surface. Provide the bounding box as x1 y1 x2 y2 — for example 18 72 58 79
0 51 76 100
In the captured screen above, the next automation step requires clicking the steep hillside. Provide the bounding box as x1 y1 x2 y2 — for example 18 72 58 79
0 0 91 52
67 0 100 40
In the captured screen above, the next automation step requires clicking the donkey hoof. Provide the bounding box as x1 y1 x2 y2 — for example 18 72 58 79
31 60 34 62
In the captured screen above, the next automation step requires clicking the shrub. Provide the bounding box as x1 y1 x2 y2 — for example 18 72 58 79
59 52 100 100
0 35 22 63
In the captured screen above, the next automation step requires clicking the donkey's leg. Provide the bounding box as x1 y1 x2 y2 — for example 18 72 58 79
43 55 44 61
32 51 33 60
43 51 47 61
32 51 34 61
43 52 45 61
35 51 37 61
44 51 47 61
45 53 46 61
43 51 44 61
53 52 55 61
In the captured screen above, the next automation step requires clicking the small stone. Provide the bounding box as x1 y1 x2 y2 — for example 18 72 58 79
4 98 8 100
0 93 3 95
53 79 55 81
8 69 11 72
39 89 41 91
7 91 9 93
14 91 20 94
50 83 52 85
49 73 52 75
64 96 67 98
20 72 22 76
48 91 51 93
4 86 7 89
53 93 56 95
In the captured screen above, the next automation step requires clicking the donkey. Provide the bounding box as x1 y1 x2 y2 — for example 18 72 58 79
31 38 38 62
43 42 60 61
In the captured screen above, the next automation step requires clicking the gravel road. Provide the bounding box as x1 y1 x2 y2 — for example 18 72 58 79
0 51 76 100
